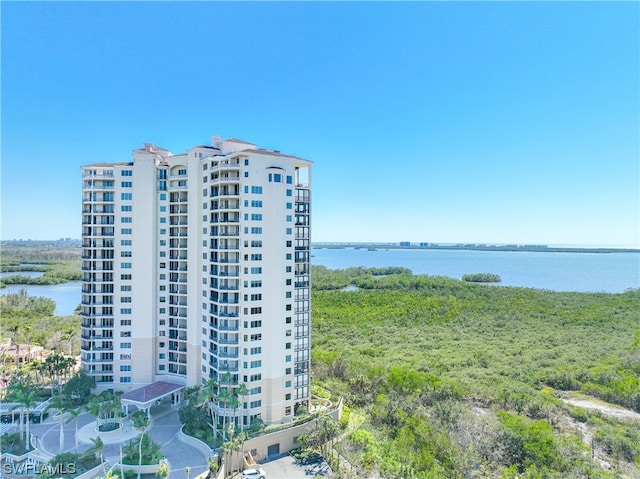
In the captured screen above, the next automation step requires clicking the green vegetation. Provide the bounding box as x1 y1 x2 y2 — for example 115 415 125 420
312 266 640 478
0 291 80 354
0 432 32 455
122 433 164 465
0 242 81 288
462 272 501 283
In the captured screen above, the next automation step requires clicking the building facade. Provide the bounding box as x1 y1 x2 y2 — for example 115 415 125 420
81 136 311 425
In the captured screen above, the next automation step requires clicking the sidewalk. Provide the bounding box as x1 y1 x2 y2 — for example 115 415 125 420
14 405 211 479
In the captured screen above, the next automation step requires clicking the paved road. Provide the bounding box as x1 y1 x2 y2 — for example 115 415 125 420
12 405 211 479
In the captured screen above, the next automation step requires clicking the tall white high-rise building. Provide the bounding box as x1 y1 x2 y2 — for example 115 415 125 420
81 136 311 425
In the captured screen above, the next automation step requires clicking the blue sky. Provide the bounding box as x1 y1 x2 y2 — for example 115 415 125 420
2 2 638 247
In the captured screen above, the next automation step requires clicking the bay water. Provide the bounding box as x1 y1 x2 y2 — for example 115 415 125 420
1 248 637 316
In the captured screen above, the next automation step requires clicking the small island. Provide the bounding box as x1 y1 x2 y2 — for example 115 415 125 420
462 273 502 283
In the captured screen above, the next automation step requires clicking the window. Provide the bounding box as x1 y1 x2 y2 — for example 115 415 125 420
120 377 131 383
250 360 262 368
121 228 132 234
121 262 132 269
286 228 292 235
251 214 262 221
250 347 262 355
120 365 131 372
121 319 131 326
286 202 292 209
178 168 187 176
285 355 291 362
251 200 262 208
250 374 261 381
160 229 166 234
121 297 132 303
121 193 132 200
121 205 132 212
250 307 262 315
286 292 292 298
120 308 131 314
286 253 292 260
286 189 292 197
250 267 262 274
285 342 291 349
160 193 166 200
286 175 292 184
159 353 166 359
250 333 262 341
160 206 166 212
121 251 132 257
244 159 249 166
286 215 292 222
250 294 262 301
286 304 292 311
121 342 132 349
251 240 262 247
251 227 262 234
250 386 262 394
160 217 166 223
285 368 291 374
120 331 131 337
250 400 262 408
121 239 132 246
251 186 262 194
251 254 262 261
121 274 132 280
251 280 262 288
121 170 133 176
121 181 132 187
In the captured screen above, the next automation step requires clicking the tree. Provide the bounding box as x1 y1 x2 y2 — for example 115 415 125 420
131 411 150 479
235 383 249 433
45 393 68 453
86 436 106 475
198 379 219 443
6 372 37 444
63 372 95 405
87 390 122 431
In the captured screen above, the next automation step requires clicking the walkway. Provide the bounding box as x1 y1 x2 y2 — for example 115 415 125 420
7 404 211 479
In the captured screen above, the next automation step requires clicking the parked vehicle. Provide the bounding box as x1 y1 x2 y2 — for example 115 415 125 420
241 467 267 479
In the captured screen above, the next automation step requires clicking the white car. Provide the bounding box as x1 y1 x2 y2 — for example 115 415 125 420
241 468 267 479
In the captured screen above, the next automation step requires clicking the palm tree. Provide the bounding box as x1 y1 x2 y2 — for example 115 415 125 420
66 403 83 451
87 436 106 475
45 393 68 453
198 379 219 442
131 411 150 479
22 389 38 448
235 383 249 433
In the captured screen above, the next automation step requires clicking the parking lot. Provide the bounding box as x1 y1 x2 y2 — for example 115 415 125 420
259 454 330 478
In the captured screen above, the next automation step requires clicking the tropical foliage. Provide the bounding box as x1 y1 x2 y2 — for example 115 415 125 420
311 266 640 478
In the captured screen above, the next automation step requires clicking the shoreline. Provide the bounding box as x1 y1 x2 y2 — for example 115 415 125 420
312 243 640 254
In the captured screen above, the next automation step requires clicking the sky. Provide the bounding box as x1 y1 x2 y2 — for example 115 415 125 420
1 2 639 247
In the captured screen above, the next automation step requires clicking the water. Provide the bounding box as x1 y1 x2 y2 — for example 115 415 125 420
1 250 637 315
0 282 82 316
312 247 640 293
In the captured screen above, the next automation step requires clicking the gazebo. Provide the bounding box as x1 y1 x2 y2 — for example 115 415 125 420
120 381 184 416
